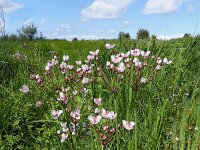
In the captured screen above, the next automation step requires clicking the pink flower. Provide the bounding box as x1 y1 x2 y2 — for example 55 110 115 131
88 115 102 125
70 123 76 135
73 90 78 96
60 61 67 70
82 64 89 72
140 77 147 84
35 74 43 84
51 110 63 119
87 55 95 62
125 58 130 63
76 68 83 76
94 108 100 114
90 50 99 56
167 60 172 64
70 108 81 120
45 65 51 72
57 92 68 103
131 49 140 56
106 61 114 69
163 58 173 64
94 98 102 105
133 57 139 63
135 61 142 68
123 52 130 58
141 51 150 57
82 77 89 85
45 61 53 73
105 43 115 49
81 87 88 94
60 122 68 132
20 85 29 93
163 58 168 64
52 56 58 65
157 59 162 65
108 111 117 120
122 120 135 130
75 61 82 65
106 61 111 67
155 65 161 71
67 65 74 70
111 55 122 64
61 133 68 143
103 125 109 131
63 55 69 62
117 62 125 73
101 109 110 118
101 109 117 120
110 128 115 133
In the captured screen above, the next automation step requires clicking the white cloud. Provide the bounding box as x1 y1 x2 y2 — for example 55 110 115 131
70 34 108 40
186 0 200 12
81 18 89 23
24 18 33 25
143 0 187 14
56 24 71 32
109 29 116 33
157 34 184 40
45 32 113 40
60 24 70 29
0 0 23 13
40 19 46 25
123 20 129 25
81 0 136 19
96 29 104 33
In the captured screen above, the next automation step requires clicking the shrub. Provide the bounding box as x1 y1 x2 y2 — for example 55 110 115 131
137 29 150 39
118 31 131 40
72 37 78 42
183 33 191 38
17 24 39 40
151 34 157 40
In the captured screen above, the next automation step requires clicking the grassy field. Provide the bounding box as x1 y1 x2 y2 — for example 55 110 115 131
0 37 200 149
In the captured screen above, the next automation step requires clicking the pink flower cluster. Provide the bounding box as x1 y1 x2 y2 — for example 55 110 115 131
45 56 59 74
105 47 172 87
28 43 172 144
30 74 44 86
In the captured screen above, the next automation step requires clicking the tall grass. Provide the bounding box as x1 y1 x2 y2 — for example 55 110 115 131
0 37 200 149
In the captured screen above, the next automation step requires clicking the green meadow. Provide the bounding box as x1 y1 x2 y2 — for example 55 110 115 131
0 37 200 149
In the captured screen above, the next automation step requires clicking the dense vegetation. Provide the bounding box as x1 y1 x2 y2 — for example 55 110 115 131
0 37 200 149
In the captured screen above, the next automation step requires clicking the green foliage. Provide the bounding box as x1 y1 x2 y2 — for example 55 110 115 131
72 37 78 42
0 38 200 149
118 31 131 40
183 33 191 38
151 34 157 40
17 24 44 40
137 28 150 39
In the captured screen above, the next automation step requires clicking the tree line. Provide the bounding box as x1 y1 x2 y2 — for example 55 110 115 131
0 23 193 41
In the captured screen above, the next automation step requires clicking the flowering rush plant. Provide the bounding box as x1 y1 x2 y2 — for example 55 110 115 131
26 43 172 147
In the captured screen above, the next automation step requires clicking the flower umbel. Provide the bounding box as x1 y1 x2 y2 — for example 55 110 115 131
122 120 135 130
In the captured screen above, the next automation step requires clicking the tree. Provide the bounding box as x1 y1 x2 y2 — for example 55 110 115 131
37 32 46 40
72 37 78 42
183 33 191 38
151 35 157 40
137 29 150 39
118 31 131 40
18 24 38 40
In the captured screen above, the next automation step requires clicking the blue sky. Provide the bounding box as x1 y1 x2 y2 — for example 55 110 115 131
0 0 200 40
